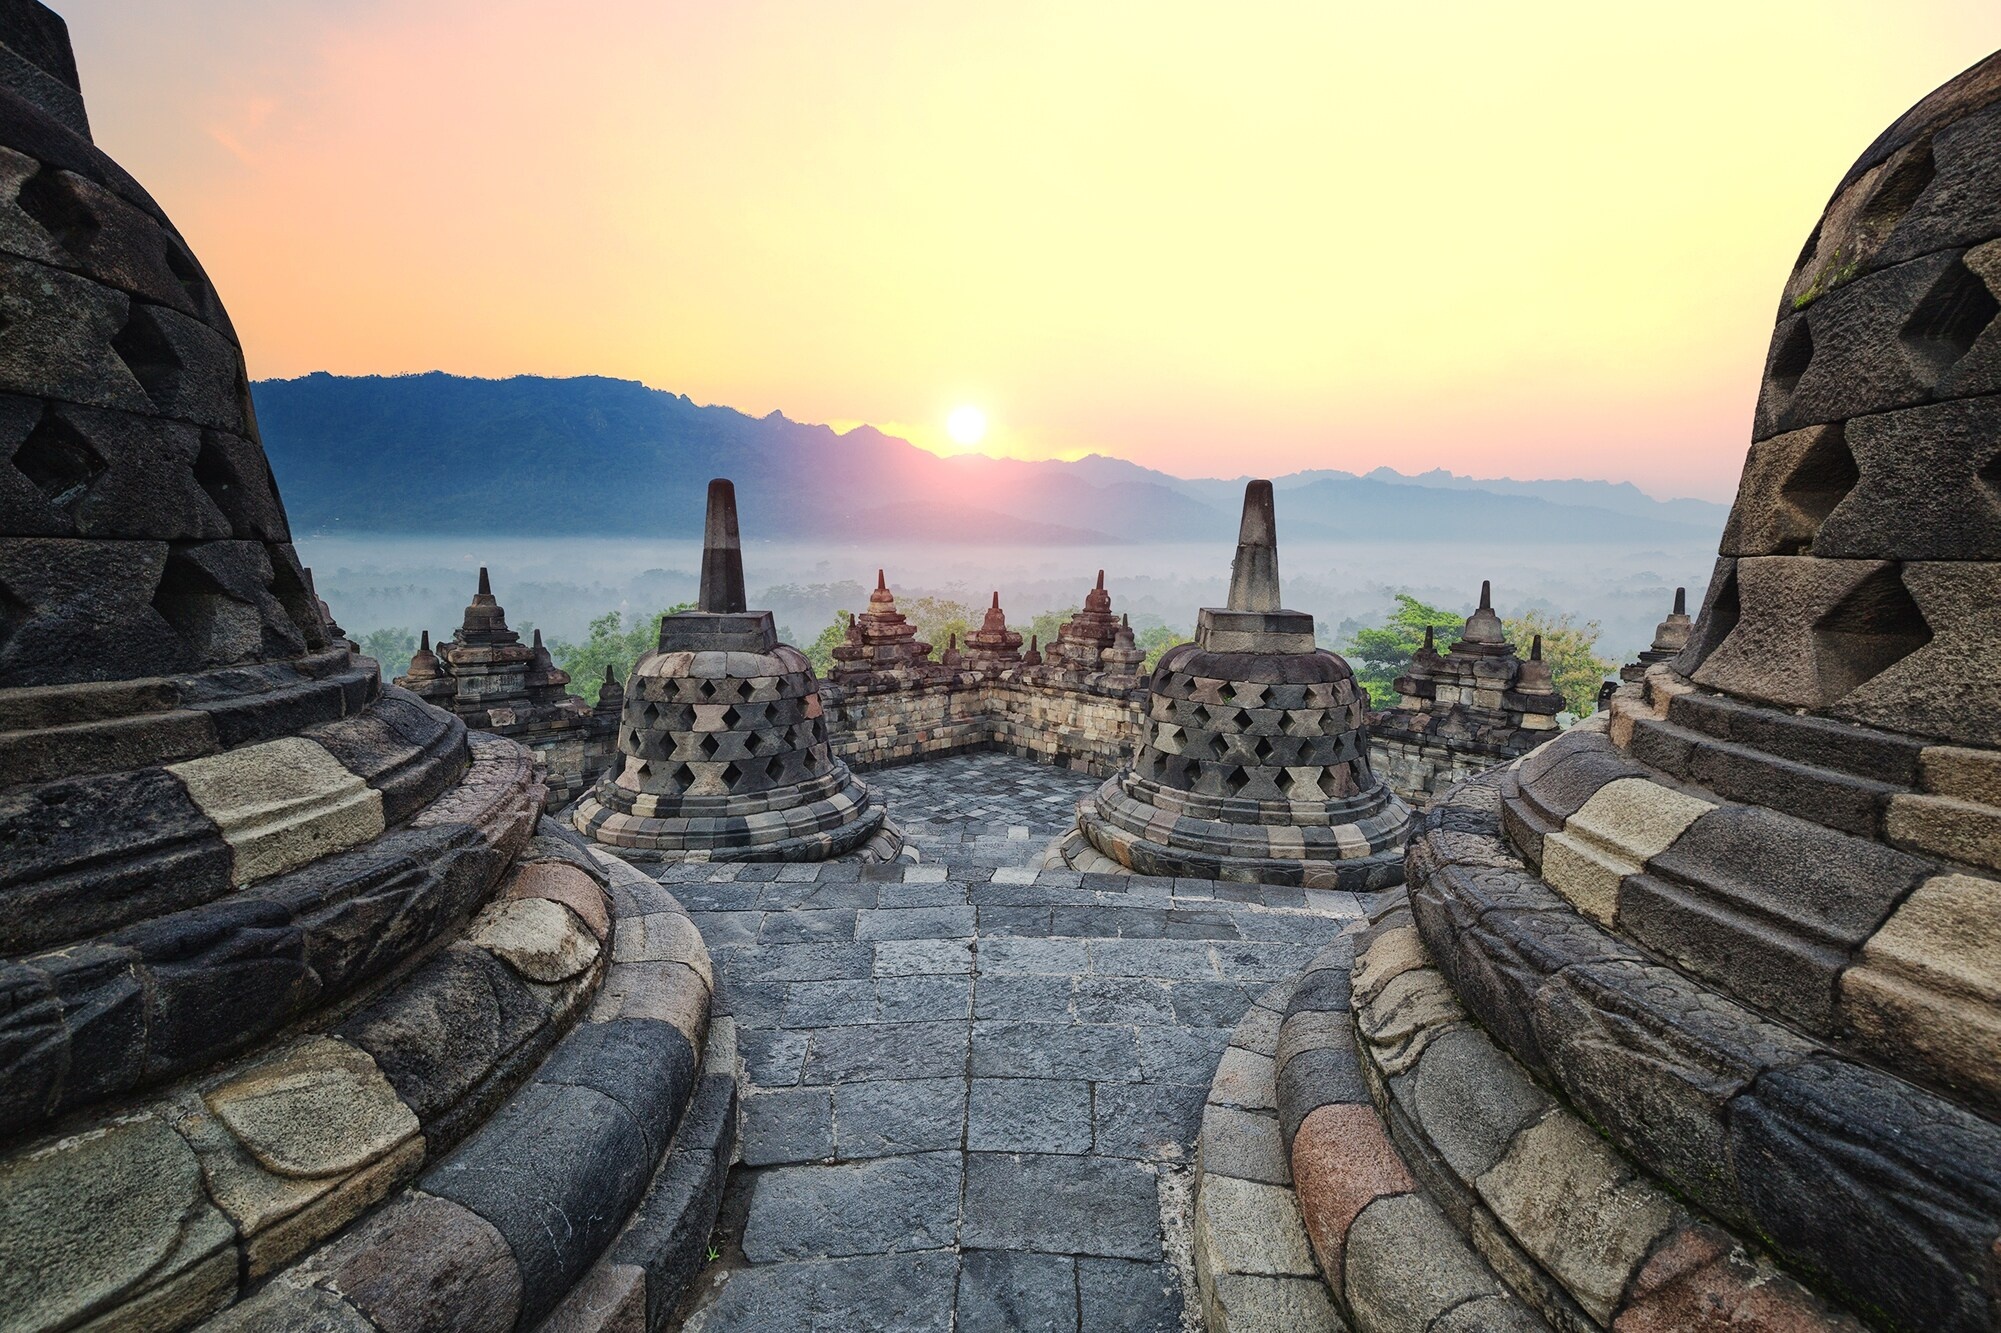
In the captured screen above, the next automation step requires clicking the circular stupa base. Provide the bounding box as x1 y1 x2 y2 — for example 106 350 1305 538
1065 770 1411 890
572 768 901 863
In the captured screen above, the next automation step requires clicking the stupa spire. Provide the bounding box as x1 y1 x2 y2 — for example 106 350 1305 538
698 478 748 614
1225 479 1282 613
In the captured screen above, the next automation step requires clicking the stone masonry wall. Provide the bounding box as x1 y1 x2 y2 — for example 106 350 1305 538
824 668 1146 776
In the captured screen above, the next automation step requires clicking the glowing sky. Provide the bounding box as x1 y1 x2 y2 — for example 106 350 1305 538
58 1 2001 498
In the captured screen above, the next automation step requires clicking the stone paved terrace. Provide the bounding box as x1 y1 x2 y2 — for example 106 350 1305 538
669 752 1364 1330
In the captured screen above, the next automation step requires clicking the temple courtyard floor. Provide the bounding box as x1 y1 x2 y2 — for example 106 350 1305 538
667 751 1363 1331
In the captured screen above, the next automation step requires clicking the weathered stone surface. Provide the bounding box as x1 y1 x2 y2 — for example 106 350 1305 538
741 1151 962 1260
1620 801 1926 1032
204 1035 417 1179
833 1078 967 1158
168 736 386 885
1288 1101 1414 1285
683 1251 957 1332
0 1114 235 1331
957 1249 1078 1333
536 1260 648 1333
1538 776 1712 925
1204 1272 1344 1333
1611 1224 1860 1333
1842 871 2001 1111
1343 1191 1505 1333
422 1082 654 1326
1408 1026 1554 1184
1195 1174 1316 1277
535 1017 699 1161
1475 1111 1684 1324
465 895 600 984
1727 1054 2001 1333
1076 1257 1183 1333
961 1153 1161 1259
968 1077 1092 1154
323 1192 523 1333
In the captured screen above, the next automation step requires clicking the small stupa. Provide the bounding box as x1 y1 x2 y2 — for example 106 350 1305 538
1045 571 1124 672
1062 481 1411 888
961 591 1025 672
572 479 899 861
829 570 934 681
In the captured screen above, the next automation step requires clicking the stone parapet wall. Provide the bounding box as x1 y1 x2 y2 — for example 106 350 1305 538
1369 730 1530 802
824 667 1146 775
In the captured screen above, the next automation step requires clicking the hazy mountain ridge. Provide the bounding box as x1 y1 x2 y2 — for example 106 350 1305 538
254 372 1726 544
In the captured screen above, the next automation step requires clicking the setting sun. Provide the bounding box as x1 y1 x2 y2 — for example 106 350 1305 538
946 405 987 447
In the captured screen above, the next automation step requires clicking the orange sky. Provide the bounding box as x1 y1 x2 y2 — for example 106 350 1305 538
59 1 2001 499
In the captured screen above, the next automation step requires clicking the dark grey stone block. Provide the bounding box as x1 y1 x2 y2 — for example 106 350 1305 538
424 1081 653 1327
957 1250 1078 1333
1076 1258 1182 1331
833 1078 967 1158
961 1153 1161 1260
967 1077 1093 1153
740 1151 962 1261
740 1087 834 1166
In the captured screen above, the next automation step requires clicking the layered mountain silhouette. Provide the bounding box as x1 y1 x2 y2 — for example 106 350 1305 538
255 372 1726 544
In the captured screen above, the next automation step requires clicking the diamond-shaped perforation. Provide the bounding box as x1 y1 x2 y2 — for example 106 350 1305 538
698 678 717 700
744 730 765 756
720 761 743 789
1812 565 1933 702
1902 254 1999 380
1318 767 1348 799
12 409 104 516
765 755 786 782
671 763 695 788
15 165 99 253
1778 426 1859 552
1205 732 1228 761
108 304 183 407
1275 768 1299 799
1218 681 1234 704
698 733 720 759
1190 704 1210 728
1222 766 1249 797
640 702 661 727
1253 736 1274 764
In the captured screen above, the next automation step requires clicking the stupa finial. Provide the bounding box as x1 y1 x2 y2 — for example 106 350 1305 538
698 478 748 614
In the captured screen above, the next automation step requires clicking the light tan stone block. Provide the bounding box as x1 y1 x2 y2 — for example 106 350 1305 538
612 909 713 986
1843 872 2001 1107
205 1037 419 1179
1542 777 1713 924
169 736 386 885
1920 744 2001 805
1475 1111 1683 1324
1195 1175 1319 1278
1352 925 1426 1005
468 896 601 983
1885 793 2001 873
589 960 711 1044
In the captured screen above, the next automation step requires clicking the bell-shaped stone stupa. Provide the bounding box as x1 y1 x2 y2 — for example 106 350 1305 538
1392 51 2001 1332
0 9 731 1325
1061 481 1411 888
573 479 900 862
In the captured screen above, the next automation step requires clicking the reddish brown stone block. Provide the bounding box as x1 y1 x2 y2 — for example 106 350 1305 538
1288 1101 1415 1290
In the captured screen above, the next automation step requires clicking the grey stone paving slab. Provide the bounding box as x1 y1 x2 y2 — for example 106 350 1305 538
970 1021 1142 1082
740 1087 834 1166
758 909 859 943
834 1078 968 1158
741 1152 963 1260
1077 1257 1185 1333
672 751 1370 1330
685 1251 959 1332
804 1021 970 1083
957 1250 1080 1333
961 1153 1163 1260
967 1078 1093 1153
1093 1080 1209 1160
